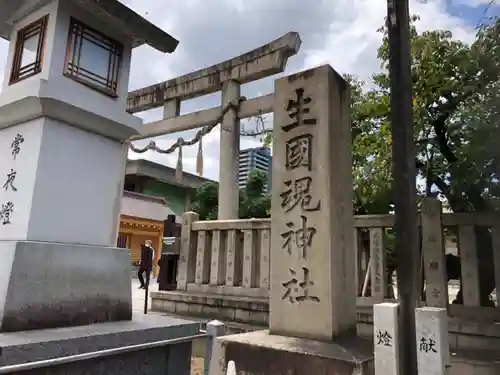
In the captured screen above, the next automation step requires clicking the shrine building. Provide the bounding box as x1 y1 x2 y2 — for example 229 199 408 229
118 158 212 272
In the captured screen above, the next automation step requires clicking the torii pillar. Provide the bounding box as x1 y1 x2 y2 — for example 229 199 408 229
218 80 241 219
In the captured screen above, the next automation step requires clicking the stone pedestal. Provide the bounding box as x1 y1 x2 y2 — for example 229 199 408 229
0 241 131 332
0 314 200 375
209 331 374 375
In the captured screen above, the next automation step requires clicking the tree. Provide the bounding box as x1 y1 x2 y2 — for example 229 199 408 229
191 181 219 220
190 168 271 220
257 15 500 304
352 16 500 305
239 169 271 219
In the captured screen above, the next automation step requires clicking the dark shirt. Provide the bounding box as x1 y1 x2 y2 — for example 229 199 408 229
140 245 153 270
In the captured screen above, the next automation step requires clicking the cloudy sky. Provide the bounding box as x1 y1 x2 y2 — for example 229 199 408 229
0 0 497 181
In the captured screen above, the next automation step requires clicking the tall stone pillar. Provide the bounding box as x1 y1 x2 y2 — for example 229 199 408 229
209 65 374 375
269 65 356 340
218 80 240 219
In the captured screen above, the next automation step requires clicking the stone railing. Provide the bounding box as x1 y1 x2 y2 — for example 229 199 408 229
175 199 500 321
177 214 271 298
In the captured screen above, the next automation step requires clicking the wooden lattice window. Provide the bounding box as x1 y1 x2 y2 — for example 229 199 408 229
9 15 49 85
64 17 123 97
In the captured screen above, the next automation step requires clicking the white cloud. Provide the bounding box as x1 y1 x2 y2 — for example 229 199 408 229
451 0 494 6
304 0 475 82
0 0 479 182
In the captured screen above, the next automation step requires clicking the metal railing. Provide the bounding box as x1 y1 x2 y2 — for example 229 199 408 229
0 333 208 374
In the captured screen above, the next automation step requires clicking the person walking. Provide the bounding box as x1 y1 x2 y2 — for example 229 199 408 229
138 240 154 289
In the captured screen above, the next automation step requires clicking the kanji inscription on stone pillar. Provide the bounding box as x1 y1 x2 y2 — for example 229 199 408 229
269 65 356 341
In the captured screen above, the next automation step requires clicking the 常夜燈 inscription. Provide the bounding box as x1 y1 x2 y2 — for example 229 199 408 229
1 133 24 227
3 169 17 192
281 267 320 303
285 134 313 171
282 88 317 132
281 215 317 260
280 176 320 213
10 134 24 160
0 201 14 225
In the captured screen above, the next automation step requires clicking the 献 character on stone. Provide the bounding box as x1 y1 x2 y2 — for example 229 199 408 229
3 169 17 192
285 133 313 171
280 176 320 213
376 330 392 347
10 134 24 160
281 215 317 259
419 337 437 353
281 267 320 303
282 88 317 132
0 201 14 225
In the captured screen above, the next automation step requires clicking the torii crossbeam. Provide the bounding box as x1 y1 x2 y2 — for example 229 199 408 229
127 32 302 219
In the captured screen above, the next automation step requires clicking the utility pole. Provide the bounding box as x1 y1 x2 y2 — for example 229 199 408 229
386 1 420 374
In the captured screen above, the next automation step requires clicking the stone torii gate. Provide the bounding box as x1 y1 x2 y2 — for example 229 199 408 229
126 32 301 219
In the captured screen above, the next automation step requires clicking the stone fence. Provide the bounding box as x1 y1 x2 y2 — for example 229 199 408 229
152 197 500 349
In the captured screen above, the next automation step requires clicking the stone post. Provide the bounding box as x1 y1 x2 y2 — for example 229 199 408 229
177 211 199 290
415 307 450 375
269 65 355 340
218 80 240 220
374 302 400 375
204 320 226 375
421 198 448 307
226 361 237 375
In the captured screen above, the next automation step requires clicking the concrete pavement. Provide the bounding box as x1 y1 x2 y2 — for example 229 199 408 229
131 277 159 313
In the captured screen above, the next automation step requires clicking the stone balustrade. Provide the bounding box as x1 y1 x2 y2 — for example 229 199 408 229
154 198 500 349
173 199 500 321
177 215 271 298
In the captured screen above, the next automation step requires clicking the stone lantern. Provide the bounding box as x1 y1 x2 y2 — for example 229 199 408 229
0 2 199 373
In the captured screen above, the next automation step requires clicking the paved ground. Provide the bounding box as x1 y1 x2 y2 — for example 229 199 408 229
131 278 158 313
131 279 205 374
131 279 496 374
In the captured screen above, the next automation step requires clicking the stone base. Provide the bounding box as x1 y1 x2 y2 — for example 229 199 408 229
152 291 500 352
151 291 269 326
0 241 132 332
209 330 374 375
0 314 201 375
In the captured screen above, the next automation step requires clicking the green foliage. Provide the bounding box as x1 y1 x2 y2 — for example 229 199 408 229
191 181 219 220
190 169 271 220
260 16 500 216
371 15 500 214
255 17 500 293
240 169 271 219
